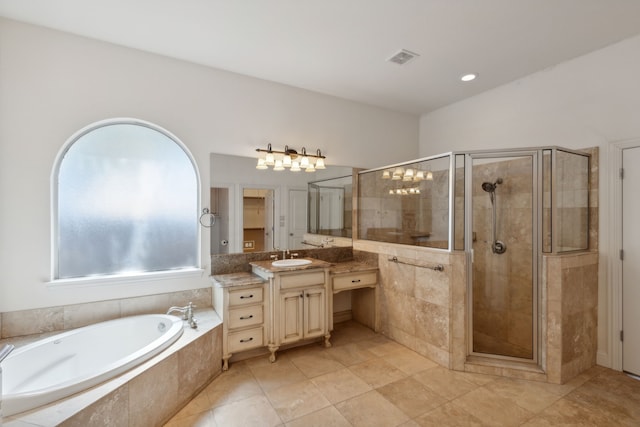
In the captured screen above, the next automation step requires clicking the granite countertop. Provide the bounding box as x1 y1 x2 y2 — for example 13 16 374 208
212 259 378 286
210 272 267 288
329 261 379 275
250 257 332 274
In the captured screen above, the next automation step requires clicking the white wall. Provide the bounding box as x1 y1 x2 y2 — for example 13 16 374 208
419 33 640 368
0 18 419 312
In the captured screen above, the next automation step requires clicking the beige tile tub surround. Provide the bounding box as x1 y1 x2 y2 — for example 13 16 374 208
0 288 212 339
3 309 223 427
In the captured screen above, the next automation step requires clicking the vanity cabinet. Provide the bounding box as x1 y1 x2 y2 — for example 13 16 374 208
279 286 326 344
330 264 379 332
212 278 268 371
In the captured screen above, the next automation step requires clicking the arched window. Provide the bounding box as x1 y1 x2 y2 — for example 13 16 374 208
53 119 199 280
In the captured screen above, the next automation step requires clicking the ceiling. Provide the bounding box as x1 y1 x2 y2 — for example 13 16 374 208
2 0 640 115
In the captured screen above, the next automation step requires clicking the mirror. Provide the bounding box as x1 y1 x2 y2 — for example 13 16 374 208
308 176 353 238
210 153 354 255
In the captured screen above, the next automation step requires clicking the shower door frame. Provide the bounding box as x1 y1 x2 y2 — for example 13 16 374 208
464 150 541 365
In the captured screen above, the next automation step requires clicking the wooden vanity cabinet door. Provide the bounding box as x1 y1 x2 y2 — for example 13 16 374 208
303 286 326 339
279 289 304 344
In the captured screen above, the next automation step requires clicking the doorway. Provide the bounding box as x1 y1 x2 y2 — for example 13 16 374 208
622 146 640 376
468 152 538 362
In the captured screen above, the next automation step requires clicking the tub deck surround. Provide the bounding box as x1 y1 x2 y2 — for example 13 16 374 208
2 314 185 417
3 309 222 427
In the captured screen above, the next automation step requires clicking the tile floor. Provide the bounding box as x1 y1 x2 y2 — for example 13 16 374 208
164 321 640 427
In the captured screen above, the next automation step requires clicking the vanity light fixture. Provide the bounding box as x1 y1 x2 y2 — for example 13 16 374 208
256 143 326 172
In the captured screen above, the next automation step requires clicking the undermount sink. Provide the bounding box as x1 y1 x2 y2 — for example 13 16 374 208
271 259 312 267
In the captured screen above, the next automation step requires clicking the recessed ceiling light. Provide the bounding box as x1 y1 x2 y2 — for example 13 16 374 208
461 73 478 82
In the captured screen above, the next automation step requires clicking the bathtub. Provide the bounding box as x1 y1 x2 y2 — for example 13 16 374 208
1 314 184 417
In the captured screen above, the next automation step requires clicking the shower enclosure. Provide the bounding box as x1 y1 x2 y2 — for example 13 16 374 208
358 147 591 367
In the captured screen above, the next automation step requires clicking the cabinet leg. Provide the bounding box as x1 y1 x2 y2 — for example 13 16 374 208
268 344 279 363
222 355 231 371
324 333 332 348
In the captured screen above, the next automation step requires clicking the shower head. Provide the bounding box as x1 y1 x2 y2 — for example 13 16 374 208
481 178 503 193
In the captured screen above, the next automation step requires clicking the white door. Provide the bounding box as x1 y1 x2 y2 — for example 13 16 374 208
288 189 307 249
623 146 640 376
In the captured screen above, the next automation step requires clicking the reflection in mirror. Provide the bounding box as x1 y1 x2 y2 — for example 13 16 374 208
308 175 353 238
210 153 354 255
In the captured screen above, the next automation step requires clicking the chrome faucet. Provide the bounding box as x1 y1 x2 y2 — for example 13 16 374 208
167 302 198 328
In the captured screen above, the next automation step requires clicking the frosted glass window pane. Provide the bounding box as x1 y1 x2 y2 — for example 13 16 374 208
57 122 198 279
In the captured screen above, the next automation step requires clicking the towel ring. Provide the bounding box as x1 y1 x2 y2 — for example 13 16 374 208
199 208 216 227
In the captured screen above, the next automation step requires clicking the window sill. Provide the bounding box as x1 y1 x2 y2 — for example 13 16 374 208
47 268 206 289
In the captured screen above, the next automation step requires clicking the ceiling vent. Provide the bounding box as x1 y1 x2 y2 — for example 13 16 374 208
387 49 419 65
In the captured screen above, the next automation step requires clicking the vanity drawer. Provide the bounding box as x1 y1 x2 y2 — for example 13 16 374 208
332 271 377 292
279 270 326 289
229 287 264 307
228 305 263 329
228 326 264 352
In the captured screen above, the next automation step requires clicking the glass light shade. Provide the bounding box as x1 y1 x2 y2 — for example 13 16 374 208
273 159 285 171
426 171 433 180
389 189 394 194
265 152 275 166
305 163 316 172
290 160 301 171
403 168 414 181
282 154 292 168
414 170 424 181
256 158 268 170
382 170 391 179
315 157 326 169
300 156 310 168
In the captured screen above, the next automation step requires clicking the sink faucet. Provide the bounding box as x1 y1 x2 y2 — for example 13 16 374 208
167 302 198 328
283 248 290 259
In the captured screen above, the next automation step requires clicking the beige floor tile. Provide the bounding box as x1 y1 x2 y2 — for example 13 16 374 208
414 402 484 427
265 379 331 422
249 358 307 392
412 366 479 400
376 377 447 418
521 396 627 426
349 357 408 388
212 395 282 427
330 321 378 346
484 377 563 413
364 335 407 357
563 383 640 424
451 387 534 426
284 405 351 427
383 347 439 375
325 341 377 366
170 391 213 420
289 351 345 378
164 409 217 427
336 390 410 427
311 368 373 404
204 363 263 407
398 420 421 427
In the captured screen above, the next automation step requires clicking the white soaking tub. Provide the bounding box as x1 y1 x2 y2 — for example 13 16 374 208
1 314 183 417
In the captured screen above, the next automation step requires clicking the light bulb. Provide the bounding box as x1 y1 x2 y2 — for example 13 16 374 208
256 158 268 170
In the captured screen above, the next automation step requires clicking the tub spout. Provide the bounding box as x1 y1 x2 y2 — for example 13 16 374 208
167 302 198 329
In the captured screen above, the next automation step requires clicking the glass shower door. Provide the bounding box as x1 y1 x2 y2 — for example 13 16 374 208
469 153 537 361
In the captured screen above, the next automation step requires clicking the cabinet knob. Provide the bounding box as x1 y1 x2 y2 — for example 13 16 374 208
352 279 361 283
299 292 304 298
